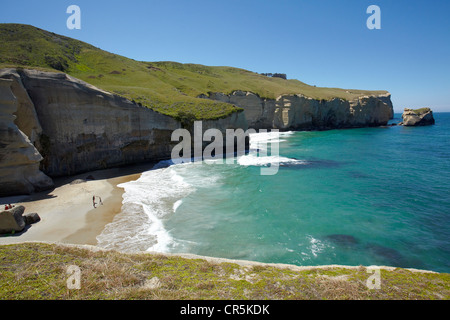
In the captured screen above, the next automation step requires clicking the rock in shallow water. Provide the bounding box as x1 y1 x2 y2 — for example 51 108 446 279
400 108 435 126
324 234 359 246
366 243 405 267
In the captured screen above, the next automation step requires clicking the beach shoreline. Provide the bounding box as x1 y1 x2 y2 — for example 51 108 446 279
0 162 157 247
0 161 444 276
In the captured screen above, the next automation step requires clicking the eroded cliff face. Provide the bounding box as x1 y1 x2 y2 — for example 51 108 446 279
0 68 184 178
0 78 53 196
0 68 248 194
200 91 394 130
0 67 394 196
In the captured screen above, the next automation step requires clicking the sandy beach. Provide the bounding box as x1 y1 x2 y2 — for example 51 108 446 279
0 163 157 246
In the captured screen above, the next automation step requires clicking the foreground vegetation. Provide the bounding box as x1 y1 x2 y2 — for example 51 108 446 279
409 107 432 115
0 23 388 120
0 243 448 300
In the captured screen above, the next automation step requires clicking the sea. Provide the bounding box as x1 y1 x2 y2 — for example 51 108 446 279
96 113 450 273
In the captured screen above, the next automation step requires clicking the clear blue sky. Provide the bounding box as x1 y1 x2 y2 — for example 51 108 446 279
1 0 449 112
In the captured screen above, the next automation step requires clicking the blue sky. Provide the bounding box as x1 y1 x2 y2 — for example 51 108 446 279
1 0 449 112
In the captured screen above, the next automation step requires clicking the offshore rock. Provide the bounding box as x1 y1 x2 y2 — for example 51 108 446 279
400 108 435 126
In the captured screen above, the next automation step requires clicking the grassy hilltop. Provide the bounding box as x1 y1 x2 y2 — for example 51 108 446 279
0 23 388 120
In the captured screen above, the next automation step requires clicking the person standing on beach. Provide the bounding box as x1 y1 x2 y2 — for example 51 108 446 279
93 195 96 208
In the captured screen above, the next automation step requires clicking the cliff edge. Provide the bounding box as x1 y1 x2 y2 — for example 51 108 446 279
0 68 249 195
0 26 396 196
200 91 393 130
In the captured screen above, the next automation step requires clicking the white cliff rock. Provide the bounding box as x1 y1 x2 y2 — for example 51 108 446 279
401 108 435 126
7 69 182 177
0 68 249 187
0 78 53 196
0 69 43 145
201 91 394 130
0 67 395 196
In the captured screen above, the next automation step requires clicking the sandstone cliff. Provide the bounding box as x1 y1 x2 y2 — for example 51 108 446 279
0 78 53 196
0 68 247 195
0 68 184 179
1 67 394 196
200 91 394 130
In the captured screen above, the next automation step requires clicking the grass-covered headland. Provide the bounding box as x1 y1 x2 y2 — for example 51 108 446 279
0 23 388 121
0 243 448 300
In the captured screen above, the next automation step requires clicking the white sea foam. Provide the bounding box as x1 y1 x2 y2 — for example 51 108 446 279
97 130 302 253
249 131 284 152
307 235 326 258
234 131 306 168
249 130 293 143
237 154 308 167
96 162 195 253
173 199 183 212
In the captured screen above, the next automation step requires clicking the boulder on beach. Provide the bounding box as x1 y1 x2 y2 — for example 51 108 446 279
23 212 41 225
0 206 41 234
400 108 435 126
0 205 26 234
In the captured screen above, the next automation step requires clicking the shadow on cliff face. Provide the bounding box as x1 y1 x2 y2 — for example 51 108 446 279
0 190 57 205
1 161 162 204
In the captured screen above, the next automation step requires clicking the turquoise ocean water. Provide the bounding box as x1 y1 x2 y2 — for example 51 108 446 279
97 113 450 273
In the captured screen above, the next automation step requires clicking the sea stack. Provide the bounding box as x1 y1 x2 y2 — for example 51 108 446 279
400 108 435 126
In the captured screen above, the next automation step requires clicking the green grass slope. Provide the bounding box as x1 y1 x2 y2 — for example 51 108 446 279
0 24 388 120
0 243 448 300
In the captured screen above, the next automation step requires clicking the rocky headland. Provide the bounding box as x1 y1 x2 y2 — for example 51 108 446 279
199 90 393 131
0 67 395 196
0 24 397 196
0 69 249 195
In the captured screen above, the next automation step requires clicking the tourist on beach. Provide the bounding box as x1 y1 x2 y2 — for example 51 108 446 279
92 196 103 208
